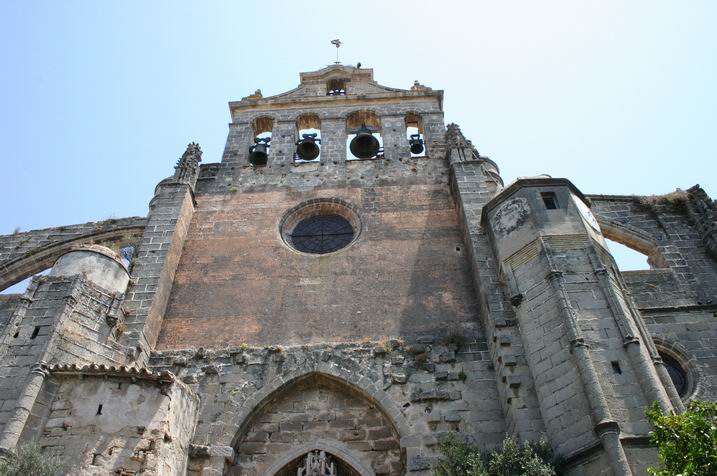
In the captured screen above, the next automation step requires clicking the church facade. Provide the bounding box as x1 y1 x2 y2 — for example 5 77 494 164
0 65 716 475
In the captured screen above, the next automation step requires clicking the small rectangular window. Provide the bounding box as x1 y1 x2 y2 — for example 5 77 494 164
541 192 559 210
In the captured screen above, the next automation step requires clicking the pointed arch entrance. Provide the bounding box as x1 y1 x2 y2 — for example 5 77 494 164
265 441 374 476
225 372 405 476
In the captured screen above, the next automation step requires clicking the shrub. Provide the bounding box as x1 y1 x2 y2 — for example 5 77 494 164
0 442 62 476
646 399 717 476
434 432 556 476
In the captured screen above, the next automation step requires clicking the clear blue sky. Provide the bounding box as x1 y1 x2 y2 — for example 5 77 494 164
1 1 715 270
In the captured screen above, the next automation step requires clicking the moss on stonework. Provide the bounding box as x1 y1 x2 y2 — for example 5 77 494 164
637 191 690 215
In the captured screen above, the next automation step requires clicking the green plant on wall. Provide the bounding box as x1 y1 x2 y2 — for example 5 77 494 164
0 442 62 476
434 432 556 476
645 399 717 476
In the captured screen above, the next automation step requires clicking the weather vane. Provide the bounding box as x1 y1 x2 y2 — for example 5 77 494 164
331 39 342 64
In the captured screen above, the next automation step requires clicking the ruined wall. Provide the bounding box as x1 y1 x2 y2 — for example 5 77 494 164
590 191 717 308
0 275 130 435
590 189 717 404
32 368 197 476
159 173 482 348
0 217 146 292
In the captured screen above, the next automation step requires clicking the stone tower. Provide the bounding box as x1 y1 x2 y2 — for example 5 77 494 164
0 65 716 475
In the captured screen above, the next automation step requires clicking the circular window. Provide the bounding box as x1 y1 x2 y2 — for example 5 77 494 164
660 351 689 397
290 215 354 254
280 199 361 255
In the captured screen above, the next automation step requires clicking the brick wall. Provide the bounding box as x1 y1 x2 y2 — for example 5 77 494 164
158 181 482 348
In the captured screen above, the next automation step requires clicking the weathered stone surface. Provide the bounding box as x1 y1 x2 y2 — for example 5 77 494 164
0 64 715 476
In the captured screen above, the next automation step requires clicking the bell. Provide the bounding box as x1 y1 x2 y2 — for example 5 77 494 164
349 125 380 159
248 137 271 166
296 133 321 161
409 134 425 155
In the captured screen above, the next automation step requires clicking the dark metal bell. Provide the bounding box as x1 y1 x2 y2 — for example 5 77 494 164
296 133 321 161
349 125 380 159
248 137 271 166
409 134 425 155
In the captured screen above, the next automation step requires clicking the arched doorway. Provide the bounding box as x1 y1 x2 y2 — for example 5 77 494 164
226 374 403 475
265 442 376 476
275 451 358 476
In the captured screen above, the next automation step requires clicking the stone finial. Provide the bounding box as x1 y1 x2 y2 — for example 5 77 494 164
445 123 472 150
173 142 203 188
181 142 203 163
445 124 485 165
686 185 717 259
411 80 431 92
240 89 263 103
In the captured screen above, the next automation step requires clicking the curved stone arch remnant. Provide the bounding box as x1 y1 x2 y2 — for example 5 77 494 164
0 218 147 292
225 368 410 476
594 215 667 268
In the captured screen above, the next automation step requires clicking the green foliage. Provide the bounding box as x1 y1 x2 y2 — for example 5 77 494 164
434 432 556 476
646 399 717 476
0 442 62 476
434 433 486 476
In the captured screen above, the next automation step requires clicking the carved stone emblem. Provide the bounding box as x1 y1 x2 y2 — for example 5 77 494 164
493 197 530 236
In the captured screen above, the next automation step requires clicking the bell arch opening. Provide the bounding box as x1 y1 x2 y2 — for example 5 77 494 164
295 114 322 163
249 116 274 166
405 112 426 158
227 373 403 476
346 111 383 161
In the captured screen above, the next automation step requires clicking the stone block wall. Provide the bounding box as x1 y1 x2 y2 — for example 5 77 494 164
589 192 717 308
0 295 20 335
149 339 505 476
643 309 717 401
449 154 546 442
0 275 129 435
29 367 198 476
589 189 717 406
121 182 196 364
231 374 402 476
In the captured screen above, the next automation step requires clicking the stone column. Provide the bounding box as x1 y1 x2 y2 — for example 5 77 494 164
380 115 410 161
269 120 297 168
0 361 49 455
319 117 346 166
